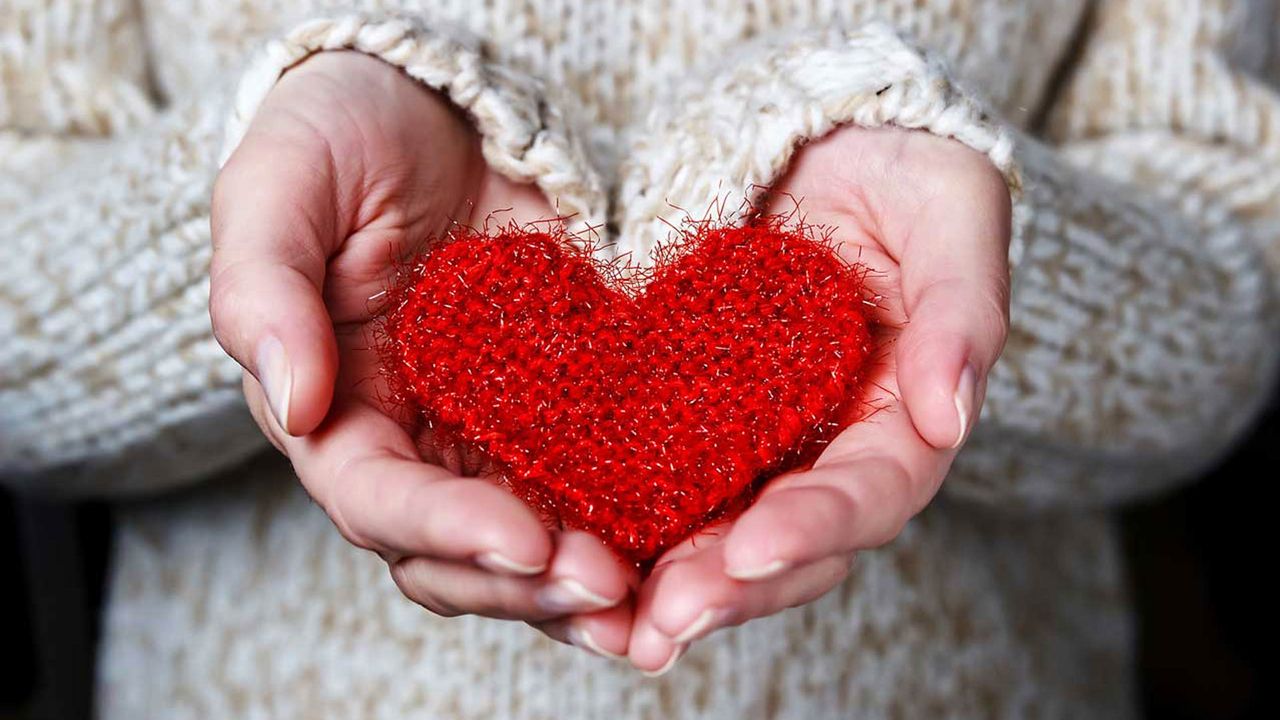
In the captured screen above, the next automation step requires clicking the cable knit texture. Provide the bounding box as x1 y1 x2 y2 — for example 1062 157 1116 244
221 14 608 243
2 0 1278 717
0 0 154 135
614 23 1023 266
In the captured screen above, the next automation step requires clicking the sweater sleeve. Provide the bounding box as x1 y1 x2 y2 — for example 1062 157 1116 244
950 0 1280 508
1 1 156 227
610 20 1279 509
0 1 154 137
0 12 603 497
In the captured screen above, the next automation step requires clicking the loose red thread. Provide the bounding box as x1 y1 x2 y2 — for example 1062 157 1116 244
375 215 873 565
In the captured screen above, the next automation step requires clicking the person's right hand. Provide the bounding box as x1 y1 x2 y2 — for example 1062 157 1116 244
210 50 635 658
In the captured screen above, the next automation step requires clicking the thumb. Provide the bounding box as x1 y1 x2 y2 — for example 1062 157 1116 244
209 137 340 436
894 176 1012 450
895 281 1006 449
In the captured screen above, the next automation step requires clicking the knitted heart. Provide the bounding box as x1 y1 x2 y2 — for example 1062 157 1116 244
377 219 872 564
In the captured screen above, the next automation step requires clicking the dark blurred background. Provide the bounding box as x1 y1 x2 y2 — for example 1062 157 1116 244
2 395 1276 720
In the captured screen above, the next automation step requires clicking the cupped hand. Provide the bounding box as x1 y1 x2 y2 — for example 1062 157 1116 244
626 126 1013 674
209 51 635 656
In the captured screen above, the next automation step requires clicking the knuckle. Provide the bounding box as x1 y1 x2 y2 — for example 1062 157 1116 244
210 165 236 218
809 486 859 553
885 466 922 526
206 258 257 343
843 460 914 548
209 164 238 222
390 561 466 618
325 478 377 552
426 603 466 619
882 509 912 547
976 287 1011 359
209 152 263 238
872 504 913 548
863 525 897 550
984 296 1010 336
388 558 417 591
206 282 239 349
329 506 374 552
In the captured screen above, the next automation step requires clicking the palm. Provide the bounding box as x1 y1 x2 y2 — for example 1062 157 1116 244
651 182 919 571
321 149 553 476
247 52 555 467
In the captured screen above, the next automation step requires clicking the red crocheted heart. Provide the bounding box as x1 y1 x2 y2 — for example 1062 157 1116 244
378 220 872 564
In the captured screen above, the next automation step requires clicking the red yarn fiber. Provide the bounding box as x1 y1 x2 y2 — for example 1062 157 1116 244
376 217 873 564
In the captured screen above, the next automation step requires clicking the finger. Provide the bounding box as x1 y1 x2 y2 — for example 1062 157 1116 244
242 373 286 454
642 545 853 644
209 127 341 436
626 593 687 676
390 556 555 621
628 545 851 674
893 168 1012 450
626 534 727 674
722 404 947 579
533 530 636 616
531 602 633 659
285 399 552 573
719 464 901 580
388 534 631 623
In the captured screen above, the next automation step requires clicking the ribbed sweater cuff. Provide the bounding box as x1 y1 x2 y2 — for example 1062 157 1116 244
614 23 1025 267
221 13 608 241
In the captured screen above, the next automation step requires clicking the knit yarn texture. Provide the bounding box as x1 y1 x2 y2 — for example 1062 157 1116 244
3 1 1279 718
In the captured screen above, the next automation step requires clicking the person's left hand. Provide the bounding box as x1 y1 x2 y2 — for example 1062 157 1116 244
625 125 1013 674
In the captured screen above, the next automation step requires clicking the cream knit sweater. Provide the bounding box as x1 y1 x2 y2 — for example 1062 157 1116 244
3 1 1279 717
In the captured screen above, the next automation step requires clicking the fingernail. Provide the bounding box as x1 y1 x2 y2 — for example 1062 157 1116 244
257 335 293 435
536 578 617 614
726 558 790 581
641 645 686 678
476 551 546 576
952 363 978 449
568 626 624 660
671 607 732 644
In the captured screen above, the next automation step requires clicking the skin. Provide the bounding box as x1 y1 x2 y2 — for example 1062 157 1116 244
210 52 1011 670
624 127 1012 673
